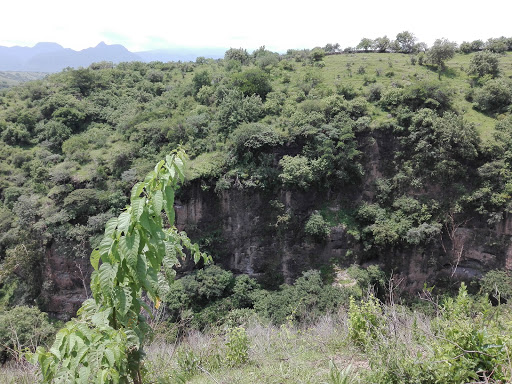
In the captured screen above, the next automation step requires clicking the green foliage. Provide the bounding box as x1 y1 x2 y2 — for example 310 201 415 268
427 283 512 383
191 70 211 95
381 81 452 112
0 306 56 362
426 38 457 68
326 361 355 384
231 67 272 99
279 155 320 190
224 48 250 65
473 78 512 113
347 294 383 350
310 48 326 62
347 265 386 295
253 270 349 324
395 31 417 53
215 89 263 134
29 150 208 383
469 50 501 78
304 212 330 241
479 269 512 302
224 326 249 366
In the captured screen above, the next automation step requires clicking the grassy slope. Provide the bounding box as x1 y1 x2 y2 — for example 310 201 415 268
0 71 47 89
291 52 512 140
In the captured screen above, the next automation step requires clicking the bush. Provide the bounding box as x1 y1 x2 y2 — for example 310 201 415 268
473 78 512 113
0 306 56 362
347 294 383 351
62 189 101 221
230 123 281 159
215 89 263 134
279 155 314 190
367 83 383 102
253 270 348 324
224 48 250 65
224 326 249 366
469 51 501 78
231 68 272 100
479 270 512 303
304 212 330 241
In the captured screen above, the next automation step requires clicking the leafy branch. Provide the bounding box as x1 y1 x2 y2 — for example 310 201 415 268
28 149 209 383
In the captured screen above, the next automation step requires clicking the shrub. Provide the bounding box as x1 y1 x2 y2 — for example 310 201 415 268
304 212 331 241
192 70 211 95
479 270 512 303
473 78 512 113
347 294 383 350
224 48 250 65
468 51 501 78
0 306 55 362
253 270 348 324
180 265 234 306
215 89 263 134
224 326 249 366
231 68 272 99
230 123 281 159
367 83 383 102
278 155 314 190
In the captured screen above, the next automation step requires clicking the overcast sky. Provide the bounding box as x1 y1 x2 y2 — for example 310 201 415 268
2 0 511 52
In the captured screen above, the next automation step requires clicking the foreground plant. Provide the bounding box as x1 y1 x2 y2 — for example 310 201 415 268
28 149 208 383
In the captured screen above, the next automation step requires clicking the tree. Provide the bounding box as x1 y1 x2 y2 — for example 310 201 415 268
357 38 374 52
395 31 417 53
474 78 512 113
459 41 472 54
470 39 485 51
426 38 457 69
310 47 325 62
469 51 501 78
224 48 250 65
323 43 340 54
486 37 509 53
231 67 272 99
30 150 208 383
373 36 390 52
192 70 211 95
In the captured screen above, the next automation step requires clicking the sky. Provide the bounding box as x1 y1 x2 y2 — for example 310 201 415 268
2 0 511 53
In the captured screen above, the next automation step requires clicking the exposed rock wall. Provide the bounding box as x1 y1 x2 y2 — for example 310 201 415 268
39 132 512 319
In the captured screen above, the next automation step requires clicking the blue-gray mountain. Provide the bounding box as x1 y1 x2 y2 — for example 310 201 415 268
0 42 226 72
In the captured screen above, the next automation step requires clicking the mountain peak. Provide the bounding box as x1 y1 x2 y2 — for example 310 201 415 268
33 42 63 50
96 41 108 48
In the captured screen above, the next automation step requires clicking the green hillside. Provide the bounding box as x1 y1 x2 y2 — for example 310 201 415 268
0 71 47 89
1 42 512 383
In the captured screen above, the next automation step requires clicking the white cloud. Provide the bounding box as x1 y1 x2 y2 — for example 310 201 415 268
1 0 511 52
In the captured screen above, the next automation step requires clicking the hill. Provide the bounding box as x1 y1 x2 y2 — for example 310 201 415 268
0 71 47 89
0 46 511 321
0 42 227 73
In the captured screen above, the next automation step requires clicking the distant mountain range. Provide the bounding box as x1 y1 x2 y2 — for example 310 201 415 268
0 42 227 72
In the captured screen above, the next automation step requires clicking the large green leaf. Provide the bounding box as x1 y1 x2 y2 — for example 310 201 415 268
163 185 175 225
132 198 145 220
90 249 101 271
117 211 131 235
119 230 140 269
104 217 118 237
153 190 163 214
98 263 117 298
130 182 144 201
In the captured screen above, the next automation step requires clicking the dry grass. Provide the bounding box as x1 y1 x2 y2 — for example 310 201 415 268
0 361 38 384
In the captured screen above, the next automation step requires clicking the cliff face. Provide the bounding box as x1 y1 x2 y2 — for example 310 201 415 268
175 186 357 285
40 132 512 319
174 130 512 292
41 238 91 320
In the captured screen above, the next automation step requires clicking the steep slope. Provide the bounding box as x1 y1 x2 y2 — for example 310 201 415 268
0 48 511 318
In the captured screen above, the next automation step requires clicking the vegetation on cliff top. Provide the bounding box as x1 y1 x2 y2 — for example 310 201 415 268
0 33 512 381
